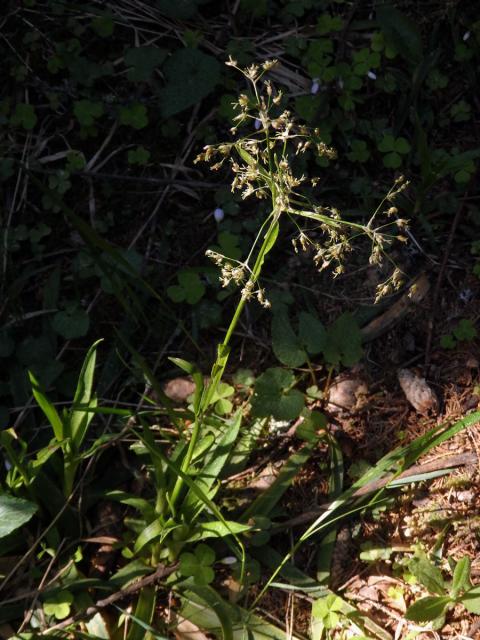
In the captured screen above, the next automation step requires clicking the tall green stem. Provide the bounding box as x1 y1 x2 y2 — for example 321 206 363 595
169 209 280 510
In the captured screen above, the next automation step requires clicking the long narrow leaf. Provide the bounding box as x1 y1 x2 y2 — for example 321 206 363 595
69 339 102 449
182 411 242 518
126 586 156 640
241 441 316 522
28 371 64 442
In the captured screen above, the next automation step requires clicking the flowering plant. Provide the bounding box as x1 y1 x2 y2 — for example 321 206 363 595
171 58 409 507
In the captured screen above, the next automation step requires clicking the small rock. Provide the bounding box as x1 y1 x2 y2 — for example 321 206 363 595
466 357 479 369
327 375 368 414
397 368 439 414
162 376 196 403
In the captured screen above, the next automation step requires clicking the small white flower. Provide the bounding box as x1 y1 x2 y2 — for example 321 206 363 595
219 556 237 565
463 31 471 41
254 118 261 130
213 207 224 222
367 70 377 80
310 78 320 95
459 288 473 303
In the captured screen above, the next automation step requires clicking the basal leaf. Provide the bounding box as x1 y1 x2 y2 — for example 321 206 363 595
461 585 480 614
452 557 471 597
0 494 37 539
405 595 451 622
408 551 445 595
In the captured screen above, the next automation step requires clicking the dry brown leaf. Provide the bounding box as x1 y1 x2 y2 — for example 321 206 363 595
175 616 209 640
397 368 439 414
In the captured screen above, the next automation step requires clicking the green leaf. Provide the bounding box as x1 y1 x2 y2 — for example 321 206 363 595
317 13 343 35
0 494 37 539
376 5 423 65
69 339 102 449
73 100 103 127
405 595 451 622
460 585 480 614
408 552 445 595
159 48 221 117
232 368 255 387
179 544 216 585
11 103 37 130
251 367 304 421
242 441 316 521
124 46 167 82
272 309 307 367
453 318 477 342
128 146 151 165
394 137 411 154
43 590 74 620
127 586 156 640
91 15 115 37
440 334 456 349
383 151 402 168
28 371 64 441
168 270 205 305
180 585 235 640
452 557 471 598
312 594 344 629
323 313 363 367
347 139 370 163
298 312 327 355
196 520 252 539
378 134 395 153
52 307 90 339
296 410 326 442
119 103 148 130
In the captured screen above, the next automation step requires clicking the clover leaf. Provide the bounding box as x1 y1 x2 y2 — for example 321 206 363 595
209 381 234 415
167 270 205 305
11 103 37 130
119 103 148 130
378 134 411 168
128 146 151 165
179 543 215 585
312 594 344 629
43 590 74 620
73 100 103 127
347 139 370 163
251 367 304 421
317 13 343 35
453 318 477 341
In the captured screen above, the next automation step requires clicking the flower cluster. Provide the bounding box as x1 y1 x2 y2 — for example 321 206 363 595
196 59 410 305
205 249 270 308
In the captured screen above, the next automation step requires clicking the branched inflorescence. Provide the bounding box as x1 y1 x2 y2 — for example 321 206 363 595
196 58 409 306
